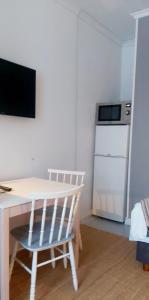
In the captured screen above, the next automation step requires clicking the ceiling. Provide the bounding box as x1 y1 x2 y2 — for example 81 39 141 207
61 0 149 41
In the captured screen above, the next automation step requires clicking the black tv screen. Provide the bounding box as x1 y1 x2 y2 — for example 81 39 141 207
0 58 36 118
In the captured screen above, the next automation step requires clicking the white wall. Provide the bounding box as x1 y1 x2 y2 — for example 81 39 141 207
0 1 122 219
0 0 77 181
120 41 134 101
77 13 122 218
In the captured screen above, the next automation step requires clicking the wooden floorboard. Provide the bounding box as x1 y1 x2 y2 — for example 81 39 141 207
10 225 149 300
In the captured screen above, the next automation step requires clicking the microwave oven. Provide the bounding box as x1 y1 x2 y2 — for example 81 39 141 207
96 101 131 125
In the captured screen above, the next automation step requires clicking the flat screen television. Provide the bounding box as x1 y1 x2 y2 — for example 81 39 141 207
0 58 36 118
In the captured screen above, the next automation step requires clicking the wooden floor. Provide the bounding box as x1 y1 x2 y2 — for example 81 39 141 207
10 225 149 300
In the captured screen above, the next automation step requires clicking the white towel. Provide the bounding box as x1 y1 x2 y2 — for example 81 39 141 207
129 202 149 243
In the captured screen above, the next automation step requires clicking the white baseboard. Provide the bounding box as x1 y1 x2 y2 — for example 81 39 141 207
80 209 92 222
125 218 131 226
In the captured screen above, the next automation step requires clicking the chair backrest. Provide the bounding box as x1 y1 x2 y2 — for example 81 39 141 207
48 169 85 186
28 185 84 247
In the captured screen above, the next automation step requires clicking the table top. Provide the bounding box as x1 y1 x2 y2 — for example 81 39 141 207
0 177 75 209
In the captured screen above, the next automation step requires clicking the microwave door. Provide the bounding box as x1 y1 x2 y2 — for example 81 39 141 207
99 105 121 122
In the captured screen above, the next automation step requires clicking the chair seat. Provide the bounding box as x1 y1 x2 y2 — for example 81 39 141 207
35 205 70 219
11 221 74 251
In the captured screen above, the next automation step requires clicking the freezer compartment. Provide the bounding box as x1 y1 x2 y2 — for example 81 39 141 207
92 155 127 222
95 125 129 158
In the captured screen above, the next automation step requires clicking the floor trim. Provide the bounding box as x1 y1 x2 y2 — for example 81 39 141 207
125 218 131 226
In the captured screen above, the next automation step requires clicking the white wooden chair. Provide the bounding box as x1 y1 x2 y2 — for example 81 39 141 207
35 169 85 269
10 185 83 300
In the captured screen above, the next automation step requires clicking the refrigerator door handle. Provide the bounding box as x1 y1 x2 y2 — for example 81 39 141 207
94 154 127 159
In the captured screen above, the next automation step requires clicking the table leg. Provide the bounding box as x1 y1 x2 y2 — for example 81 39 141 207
74 212 80 269
77 210 83 251
0 208 9 300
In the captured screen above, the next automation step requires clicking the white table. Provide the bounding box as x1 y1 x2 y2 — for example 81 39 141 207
0 177 80 300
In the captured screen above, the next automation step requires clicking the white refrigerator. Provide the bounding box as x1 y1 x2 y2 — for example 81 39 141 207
92 125 129 222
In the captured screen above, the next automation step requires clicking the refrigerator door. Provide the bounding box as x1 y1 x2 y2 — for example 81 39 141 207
93 155 127 222
95 125 129 157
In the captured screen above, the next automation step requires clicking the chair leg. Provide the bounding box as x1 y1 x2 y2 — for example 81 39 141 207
9 240 19 280
30 251 38 300
50 248 56 269
68 240 78 291
63 243 67 269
